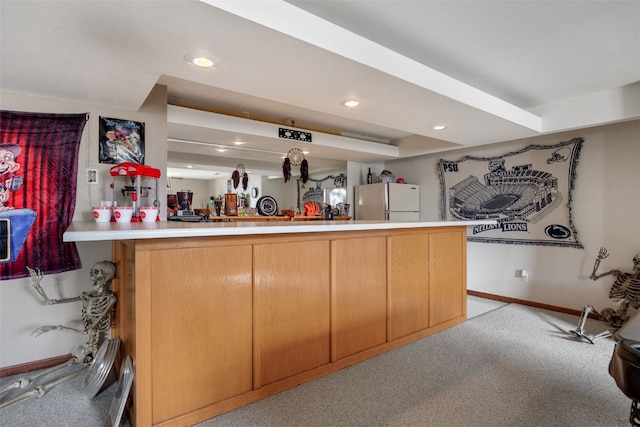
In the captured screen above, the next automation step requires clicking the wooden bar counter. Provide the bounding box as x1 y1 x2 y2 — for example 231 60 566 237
64 219 491 427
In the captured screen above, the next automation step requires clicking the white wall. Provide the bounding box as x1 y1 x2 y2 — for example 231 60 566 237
386 120 640 312
262 176 293 211
0 88 167 368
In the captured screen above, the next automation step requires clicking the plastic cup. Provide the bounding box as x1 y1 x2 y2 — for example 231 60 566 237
92 206 112 223
113 206 134 223
139 206 159 223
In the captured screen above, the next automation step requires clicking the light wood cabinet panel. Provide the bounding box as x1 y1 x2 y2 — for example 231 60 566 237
331 236 387 361
149 245 253 424
113 226 470 426
429 229 466 327
387 233 430 340
253 239 331 387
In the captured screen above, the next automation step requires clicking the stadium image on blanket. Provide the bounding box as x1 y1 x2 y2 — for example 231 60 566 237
448 159 558 222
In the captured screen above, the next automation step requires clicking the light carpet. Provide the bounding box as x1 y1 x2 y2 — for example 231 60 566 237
196 304 628 427
0 302 630 427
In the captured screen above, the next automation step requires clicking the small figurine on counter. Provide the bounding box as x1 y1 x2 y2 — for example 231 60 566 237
214 195 223 216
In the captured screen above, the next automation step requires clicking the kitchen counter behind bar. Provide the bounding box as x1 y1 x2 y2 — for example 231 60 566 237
63 219 493 242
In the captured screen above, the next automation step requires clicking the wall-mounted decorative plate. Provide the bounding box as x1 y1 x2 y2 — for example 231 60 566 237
83 337 121 398
256 196 278 216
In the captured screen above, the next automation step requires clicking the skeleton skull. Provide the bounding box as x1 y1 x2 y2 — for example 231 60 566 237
90 261 116 288
634 253 640 271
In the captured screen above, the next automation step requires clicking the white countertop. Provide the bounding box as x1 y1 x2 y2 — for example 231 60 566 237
63 220 495 242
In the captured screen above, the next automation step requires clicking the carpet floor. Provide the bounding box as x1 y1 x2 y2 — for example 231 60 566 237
0 300 630 427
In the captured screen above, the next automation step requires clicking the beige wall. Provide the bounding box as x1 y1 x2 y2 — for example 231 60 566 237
0 88 167 368
1 86 637 368
386 119 640 312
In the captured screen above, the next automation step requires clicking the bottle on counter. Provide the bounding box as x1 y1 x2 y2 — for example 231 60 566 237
367 168 373 184
207 196 215 219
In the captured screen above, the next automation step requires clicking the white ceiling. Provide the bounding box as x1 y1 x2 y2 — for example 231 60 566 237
1 0 639 180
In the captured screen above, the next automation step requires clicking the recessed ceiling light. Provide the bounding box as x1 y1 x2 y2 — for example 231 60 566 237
343 100 359 107
302 150 310 155
184 53 216 69
431 124 447 130
233 141 247 145
186 165 193 169
215 147 228 152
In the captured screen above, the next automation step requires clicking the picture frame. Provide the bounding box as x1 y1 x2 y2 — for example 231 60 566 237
98 116 145 165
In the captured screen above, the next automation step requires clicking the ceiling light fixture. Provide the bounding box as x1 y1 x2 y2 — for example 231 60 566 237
431 124 447 130
184 53 216 69
343 100 359 108
233 141 247 145
186 165 193 169
214 147 228 152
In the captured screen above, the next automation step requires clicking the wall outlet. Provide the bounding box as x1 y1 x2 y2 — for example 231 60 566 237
515 269 529 282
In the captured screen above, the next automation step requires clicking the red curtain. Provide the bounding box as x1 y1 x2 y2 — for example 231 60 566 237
1 111 87 279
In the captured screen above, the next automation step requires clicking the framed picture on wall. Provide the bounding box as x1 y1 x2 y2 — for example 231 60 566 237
98 116 145 164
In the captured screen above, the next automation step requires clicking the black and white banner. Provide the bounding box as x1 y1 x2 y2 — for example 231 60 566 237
438 138 583 248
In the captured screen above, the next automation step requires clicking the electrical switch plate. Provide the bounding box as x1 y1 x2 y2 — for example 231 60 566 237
87 168 98 184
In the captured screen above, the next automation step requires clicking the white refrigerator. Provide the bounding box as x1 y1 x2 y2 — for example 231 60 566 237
354 182 420 221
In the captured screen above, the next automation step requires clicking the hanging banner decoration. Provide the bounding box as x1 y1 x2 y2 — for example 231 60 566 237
438 137 583 248
0 111 87 279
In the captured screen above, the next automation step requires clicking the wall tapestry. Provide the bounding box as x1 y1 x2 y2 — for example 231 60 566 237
438 137 583 248
98 116 145 164
0 111 87 279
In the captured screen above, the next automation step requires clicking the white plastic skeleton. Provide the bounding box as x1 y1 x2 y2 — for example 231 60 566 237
570 248 640 344
0 261 117 409
30 261 117 360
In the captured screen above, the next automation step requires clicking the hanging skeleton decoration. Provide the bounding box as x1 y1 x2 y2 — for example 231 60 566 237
0 261 117 408
569 247 640 343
